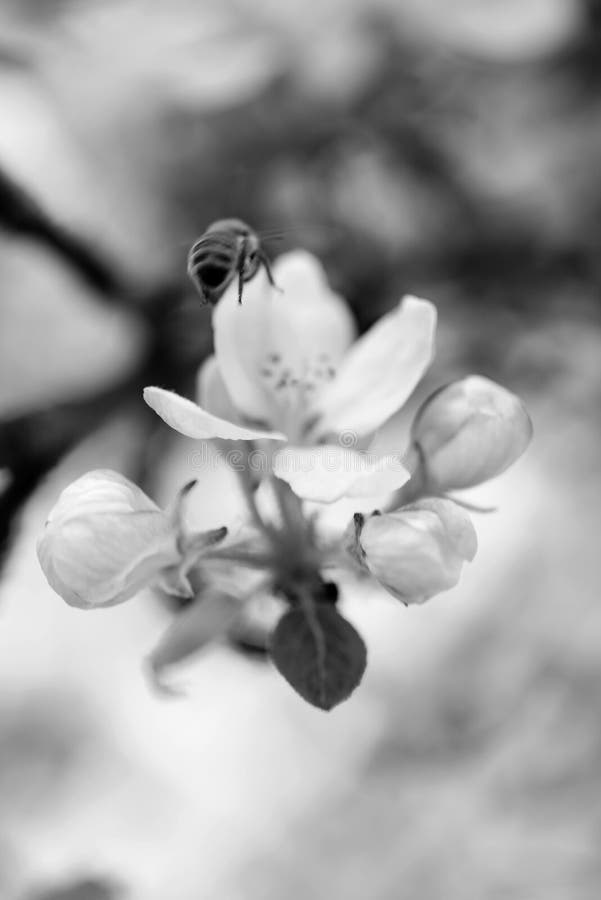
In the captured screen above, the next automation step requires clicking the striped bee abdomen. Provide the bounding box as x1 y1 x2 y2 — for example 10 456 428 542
187 218 276 305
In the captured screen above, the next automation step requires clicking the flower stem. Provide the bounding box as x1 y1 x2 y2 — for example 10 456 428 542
204 548 275 569
236 457 273 537
270 475 308 541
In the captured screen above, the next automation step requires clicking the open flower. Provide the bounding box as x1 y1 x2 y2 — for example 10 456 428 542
37 470 226 608
406 375 533 492
346 498 477 605
144 251 437 502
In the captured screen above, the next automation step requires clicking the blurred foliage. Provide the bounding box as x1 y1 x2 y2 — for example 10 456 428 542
25 879 122 900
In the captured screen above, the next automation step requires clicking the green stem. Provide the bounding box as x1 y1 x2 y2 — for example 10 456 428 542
236 457 275 539
204 548 275 569
270 475 308 541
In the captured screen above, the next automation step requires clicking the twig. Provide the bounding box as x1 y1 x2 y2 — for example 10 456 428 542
0 166 129 299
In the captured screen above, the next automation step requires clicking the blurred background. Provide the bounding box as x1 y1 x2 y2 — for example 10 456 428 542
1 1 601 898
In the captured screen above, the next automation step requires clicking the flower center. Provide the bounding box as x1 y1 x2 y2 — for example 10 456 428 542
258 351 337 442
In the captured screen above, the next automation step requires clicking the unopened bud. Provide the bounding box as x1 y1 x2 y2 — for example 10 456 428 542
347 498 477 605
409 376 532 491
37 470 225 609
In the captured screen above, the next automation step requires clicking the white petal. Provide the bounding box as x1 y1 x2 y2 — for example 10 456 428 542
417 497 478 562
312 296 437 438
196 355 244 424
268 251 356 372
143 386 285 442
47 468 160 518
273 444 410 503
212 268 274 420
213 251 355 421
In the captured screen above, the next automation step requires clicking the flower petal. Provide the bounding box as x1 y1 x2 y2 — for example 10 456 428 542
196 355 244 424
143 386 285 442
311 296 437 438
267 251 356 375
353 497 477 604
273 444 410 503
48 468 160 517
213 251 356 421
212 267 274 420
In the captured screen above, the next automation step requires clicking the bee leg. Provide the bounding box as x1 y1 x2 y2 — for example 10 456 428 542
260 252 282 294
237 237 247 304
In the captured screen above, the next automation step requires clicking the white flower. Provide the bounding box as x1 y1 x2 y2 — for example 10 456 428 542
408 375 533 491
144 251 437 502
347 497 477 605
37 470 225 609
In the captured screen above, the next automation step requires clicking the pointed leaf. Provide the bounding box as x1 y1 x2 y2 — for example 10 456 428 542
269 605 367 710
148 591 240 692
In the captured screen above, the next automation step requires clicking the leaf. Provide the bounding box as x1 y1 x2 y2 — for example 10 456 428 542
148 590 240 692
269 605 367 711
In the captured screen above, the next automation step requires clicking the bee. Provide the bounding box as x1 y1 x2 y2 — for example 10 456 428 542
187 218 277 306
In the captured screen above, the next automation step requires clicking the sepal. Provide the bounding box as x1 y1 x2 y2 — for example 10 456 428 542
148 589 241 693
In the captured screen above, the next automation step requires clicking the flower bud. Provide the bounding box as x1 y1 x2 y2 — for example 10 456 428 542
408 376 532 491
37 470 224 609
348 498 477 604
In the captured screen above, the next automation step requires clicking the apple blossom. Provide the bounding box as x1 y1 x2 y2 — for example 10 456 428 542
144 251 437 502
36 234 533 711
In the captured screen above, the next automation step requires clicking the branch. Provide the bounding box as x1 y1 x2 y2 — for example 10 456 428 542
0 165 133 298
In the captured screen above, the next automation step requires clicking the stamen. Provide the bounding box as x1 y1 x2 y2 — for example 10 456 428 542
257 350 338 440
